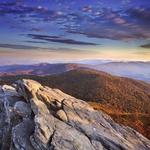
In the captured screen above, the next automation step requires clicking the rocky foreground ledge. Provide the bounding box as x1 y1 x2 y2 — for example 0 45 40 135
0 79 150 150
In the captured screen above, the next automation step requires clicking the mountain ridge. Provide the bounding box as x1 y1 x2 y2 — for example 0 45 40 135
0 61 150 83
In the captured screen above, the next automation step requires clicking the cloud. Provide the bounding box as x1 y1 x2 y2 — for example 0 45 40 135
112 17 126 25
64 9 149 41
0 43 42 50
0 2 49 15
28 34 98 45
68 27 148 41
127 7 150 24
140 43 150 48
0 1 65 22
30 28 43 32
25 41 48 44
64 7 150 41
0 1 150 44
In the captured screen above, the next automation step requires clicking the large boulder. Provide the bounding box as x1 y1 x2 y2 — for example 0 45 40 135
0 79 150 150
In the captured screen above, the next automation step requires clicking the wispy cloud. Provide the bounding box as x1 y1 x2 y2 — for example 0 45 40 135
0 43 42 50
140 43 150 48
66 7 150 41
28 34 98 45
24 41 48 44
127 7 150 24
0 2 49 15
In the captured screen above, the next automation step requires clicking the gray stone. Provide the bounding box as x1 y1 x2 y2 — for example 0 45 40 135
14 101 32 118
12 118 35 150
2 85 18 96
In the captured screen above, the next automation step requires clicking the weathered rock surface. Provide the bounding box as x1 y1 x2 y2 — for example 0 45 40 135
0 79 150 150
14 101 32 118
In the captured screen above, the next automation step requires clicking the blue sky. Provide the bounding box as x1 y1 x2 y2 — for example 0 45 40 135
0 0 150 64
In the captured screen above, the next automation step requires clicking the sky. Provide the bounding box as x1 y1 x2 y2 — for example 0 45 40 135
0 0 150 65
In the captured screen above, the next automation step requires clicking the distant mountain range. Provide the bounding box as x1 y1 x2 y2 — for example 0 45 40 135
0 61 150 83
90 61 150 83
0 63 84 76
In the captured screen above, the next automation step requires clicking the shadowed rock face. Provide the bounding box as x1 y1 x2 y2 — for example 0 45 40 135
0 79 150 150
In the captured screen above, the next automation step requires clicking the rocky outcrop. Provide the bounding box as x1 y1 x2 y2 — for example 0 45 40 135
0 79 150 150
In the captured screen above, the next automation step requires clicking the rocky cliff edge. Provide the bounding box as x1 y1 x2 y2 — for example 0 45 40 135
0 79 150 150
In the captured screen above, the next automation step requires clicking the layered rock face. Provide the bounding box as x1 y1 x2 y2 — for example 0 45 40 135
0 79 150 150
